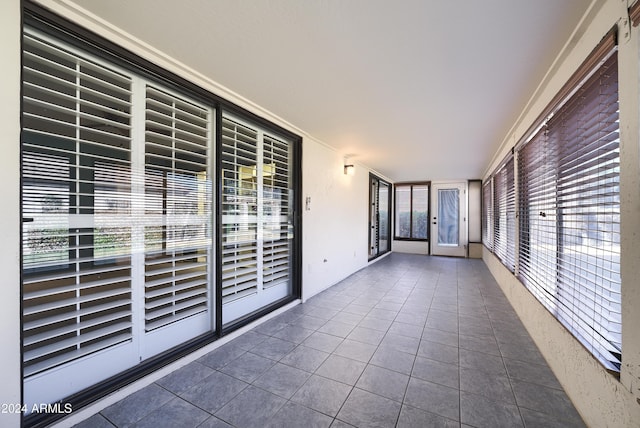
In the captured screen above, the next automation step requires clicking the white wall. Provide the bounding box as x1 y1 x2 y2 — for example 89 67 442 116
483 0 640 426
301 143 374 300
0 1 23 427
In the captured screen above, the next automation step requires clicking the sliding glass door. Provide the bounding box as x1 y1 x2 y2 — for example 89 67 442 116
21 16 300 417
21 28 214 409
369 174 391 260
220 115 296 325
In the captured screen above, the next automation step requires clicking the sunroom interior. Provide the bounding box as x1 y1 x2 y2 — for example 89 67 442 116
2 0 640 427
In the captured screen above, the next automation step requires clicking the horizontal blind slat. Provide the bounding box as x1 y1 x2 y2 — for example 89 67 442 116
516 48 621 371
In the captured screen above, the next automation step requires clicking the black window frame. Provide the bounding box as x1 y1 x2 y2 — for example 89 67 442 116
368 173 392 260
393 182 430 241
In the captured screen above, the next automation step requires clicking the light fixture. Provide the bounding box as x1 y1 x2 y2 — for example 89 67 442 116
344 159 356 175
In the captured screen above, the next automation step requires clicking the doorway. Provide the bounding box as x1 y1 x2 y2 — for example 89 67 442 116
430 182 467 257
369 174 391 260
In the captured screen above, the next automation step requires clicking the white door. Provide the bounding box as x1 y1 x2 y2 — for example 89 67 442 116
431 182 467 257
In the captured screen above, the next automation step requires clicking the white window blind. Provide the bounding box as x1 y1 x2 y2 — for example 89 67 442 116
517 42 620 371
22 29 134 376
394 184 429 240
493 157 516 272
411 185 429 240
143 85 211 331
395 185 412 239
482 180 493 251
518 125 562 312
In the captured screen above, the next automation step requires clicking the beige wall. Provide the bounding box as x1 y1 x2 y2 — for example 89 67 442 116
483 0 640 426
0 0 23 427
392 240 429 255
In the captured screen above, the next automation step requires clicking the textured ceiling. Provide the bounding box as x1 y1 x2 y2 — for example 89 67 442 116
69 0 591 181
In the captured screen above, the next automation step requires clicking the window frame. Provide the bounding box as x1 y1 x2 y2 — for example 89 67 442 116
393 181 430 241
514 29 621 373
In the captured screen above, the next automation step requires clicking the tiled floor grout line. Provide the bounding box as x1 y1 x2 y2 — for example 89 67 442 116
332 274 405 427
81 255 586 428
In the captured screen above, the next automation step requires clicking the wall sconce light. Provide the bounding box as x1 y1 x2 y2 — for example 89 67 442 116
344 163 355 176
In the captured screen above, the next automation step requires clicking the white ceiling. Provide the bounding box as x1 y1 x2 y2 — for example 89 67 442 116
71 0 591 182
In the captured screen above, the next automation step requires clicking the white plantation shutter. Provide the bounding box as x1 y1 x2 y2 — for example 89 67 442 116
144 85 212 331
220 115 295 323
221 117 259 302
21 16 297 410
22 28 134 376
262 134 293 289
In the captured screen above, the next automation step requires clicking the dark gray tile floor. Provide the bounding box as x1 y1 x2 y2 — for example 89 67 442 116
74 254 586 428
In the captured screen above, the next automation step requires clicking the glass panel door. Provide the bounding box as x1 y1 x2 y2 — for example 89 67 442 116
431 182 467 257
21 28 215 409
369 174 391 260
378 181 389 253
438 189 459 246
221 115 295 325
369 178 379 258
141 84 213 359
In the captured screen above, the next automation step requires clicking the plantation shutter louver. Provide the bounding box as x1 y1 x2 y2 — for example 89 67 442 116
221 117 259 302
517 37 620 371
22 28 134 376
493 157 516 271
144 85 211 331
262 134 293 289
220 114 296 323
